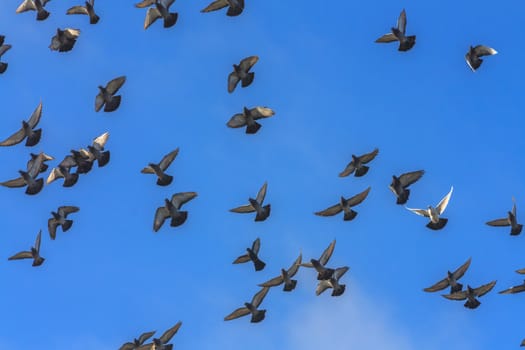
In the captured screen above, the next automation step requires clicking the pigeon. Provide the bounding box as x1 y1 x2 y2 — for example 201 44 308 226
47 155 80 187
233 238 266 271
224 287 270 323
300 239 336 280
153 192 198 231
0 42 12 74
1 153 47 195
8 230 45 266
316 266 349 297
339 148 379 177
119 331 156 350
259 253 302 291
228 56 258 93
201 0 244 16
406 186 453 230
49 28 80 52
70 149 94 174
229 182 271 221
95 76 126 112
142 0 178 30
521 339 525 348
66 0 99 24
0 101 43 147
16 0 50 21
315 187 371 221
465 45 497 71
389 170 424 204
226 106 275 134
48 206 80 240
486 198 523 236
27 152 53 174
81 132 110 168
140 322 182 350
499 280 525 295
375 9 416 51
442 281 497 309
141 148 179 186
423 257 472 294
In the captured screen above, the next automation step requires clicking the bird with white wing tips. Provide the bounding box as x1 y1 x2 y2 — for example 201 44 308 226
406 186 453 230
465 45 497 71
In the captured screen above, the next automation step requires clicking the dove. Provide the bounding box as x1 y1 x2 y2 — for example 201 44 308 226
201 0 244 16
233 238 266 271
119 331 156 350
143 0 178 30
486 198 523 236
139 322 181 350
300 240 336 280
16 0 50 21
228 56 258 93
27 152 53 174
229 182 270 221
442 281 497 309
153 192 198 231
375 9 416 51
226 106 275 134
259 253 302 291
1 153 47 195
423 257 472 294
49 28 80 52
316 266 349 297
66 0 99 24
224 287 269 323
70 149 94 174
406 186 453 230
389 170 424 204
48 206 80 240
95 76 126 112
465 45 497 71
8 230 45 266
81 132 110 167
0 42 11 74
47 155 80 187
339 148 379 177
314 187 371 221
141 148 179 186
0 101 42 147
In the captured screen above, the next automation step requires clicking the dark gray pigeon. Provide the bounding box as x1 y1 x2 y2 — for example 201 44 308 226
1 152 47 195
228 56 258 93
300 240 336 280
315 187 371 221
465 45 497 71
339 148 379 177
233 237 266 271
423 257 471 294
229 182 270 221
95 76 126 112
224 287 269 323
27 152 53 174
66 0 99 24
8 230 45 266
141 0 178 30
375 9 416 51
16 0 50 21
70 149 94 174
119 331 156 350
153 192 198 231
0 42 11 74
142 322 181 350
141 148 179 186
486 198 523 236
47 155 80 187
316 266 349 297
201 0 244 16
48 206 80 240
49 28 80 52
259 253 302 291
227 106 275 134
389 170 424 204
406 186 453 230
0 101 42 147
442 281 497 309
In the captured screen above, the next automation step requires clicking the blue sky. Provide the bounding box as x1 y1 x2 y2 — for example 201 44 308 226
0 0 524 349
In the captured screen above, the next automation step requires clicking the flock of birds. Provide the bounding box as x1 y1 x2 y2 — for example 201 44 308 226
0 1 520 349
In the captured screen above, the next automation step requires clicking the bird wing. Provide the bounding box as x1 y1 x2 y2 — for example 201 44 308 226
106 76 126 95
398 170 425 187
144 7 162 29
64 28 81 40
473 45 497 57
239 55 259 72
0 177 26 188
359 148 379 164
452 257 472 280
226 113 247 128
473 280 497 297
251 237 261 254
16 0 37 13
250 107 275 120
287 253 302 277
252 287 269 307
229 203 255 213
59 206 80 216
315 280 333 296
397 9 407 34
93 132 110 150
319 239 336 266
224 307 250 321
516 268 525 274
201 0 228 12
170 192 197 209
512 198 518 219
141 165 155 174
406 207 429 218
0 127 25 146
333 266 349 280
227 71 240 93
423 277 450 292
8 251 33 260
233 254 250 264
159 321 182 344
346 186 371 207
258 275 284 287
94 92 105 112
137 331 156 345
66 5 89 15
48 218 58 240
338 161 355 177
34 230 42 252
159 148 179 171
153 207 170 232
314 203 342 217
0 44 12 57
375 33 397 43
442 291 468 301
46 168 64 184
486 218 510 227
499 283 525 295
118 343 136 350
255 182 267 204
135 0 156 8
436 186 453 215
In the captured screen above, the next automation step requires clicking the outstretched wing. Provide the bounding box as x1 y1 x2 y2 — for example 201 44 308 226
171 192 198 209
358 148 379 164
436 186 453 214
314 203 342 217
67 5 89 15
287 253 302 277
224 307 250 321
251 287 269 307
397 9 407 34
229 204 255 213
159 321 182 344
106 76 126 95
473 280 497 297
250 107 275 120
347 186 371 207
8 251 33 260
406 207 429 218
473 45 497 57
398 170 424 187
239 56 259 72
255 182 267 204
226 113 247 128
201 0 228 13
159 148 179 171
251 237 261 254
319 239 336 266
423 277 450 293
442 291 468 301
452 257 471 280
375 33 397 43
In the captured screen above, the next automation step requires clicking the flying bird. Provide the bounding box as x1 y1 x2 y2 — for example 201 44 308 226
81 132 110 167
141 148 179 186
375 9 416 51
229 182 271 221
228 56 258 93
141 322 182 350
0 101 42 147
201 0 244 16
153 192 198 231
27 152 53 174
442 281 497 309
0 42 11 74
16 0 50 21
300 239 336 280
224 287 270 323
486 198 523 236
8 230 45 266
499 281 525 295
47 155 80 187
465 45 497 71
95 76 126 112
315 186 371 221
423 257 472 294
49 28 80 52
389 170 424 204
119 330 156 350
259 253 302 291
406 186 453 230
339 148 379 177
227 106 275 134
66 0 99 24
142 0 178 30
1 153 48 195
69 149 94 174
48 206 80 240
233 237 266 271
316 266 349 297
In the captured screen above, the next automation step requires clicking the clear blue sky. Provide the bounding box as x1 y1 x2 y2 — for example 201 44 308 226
1 0 524 349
